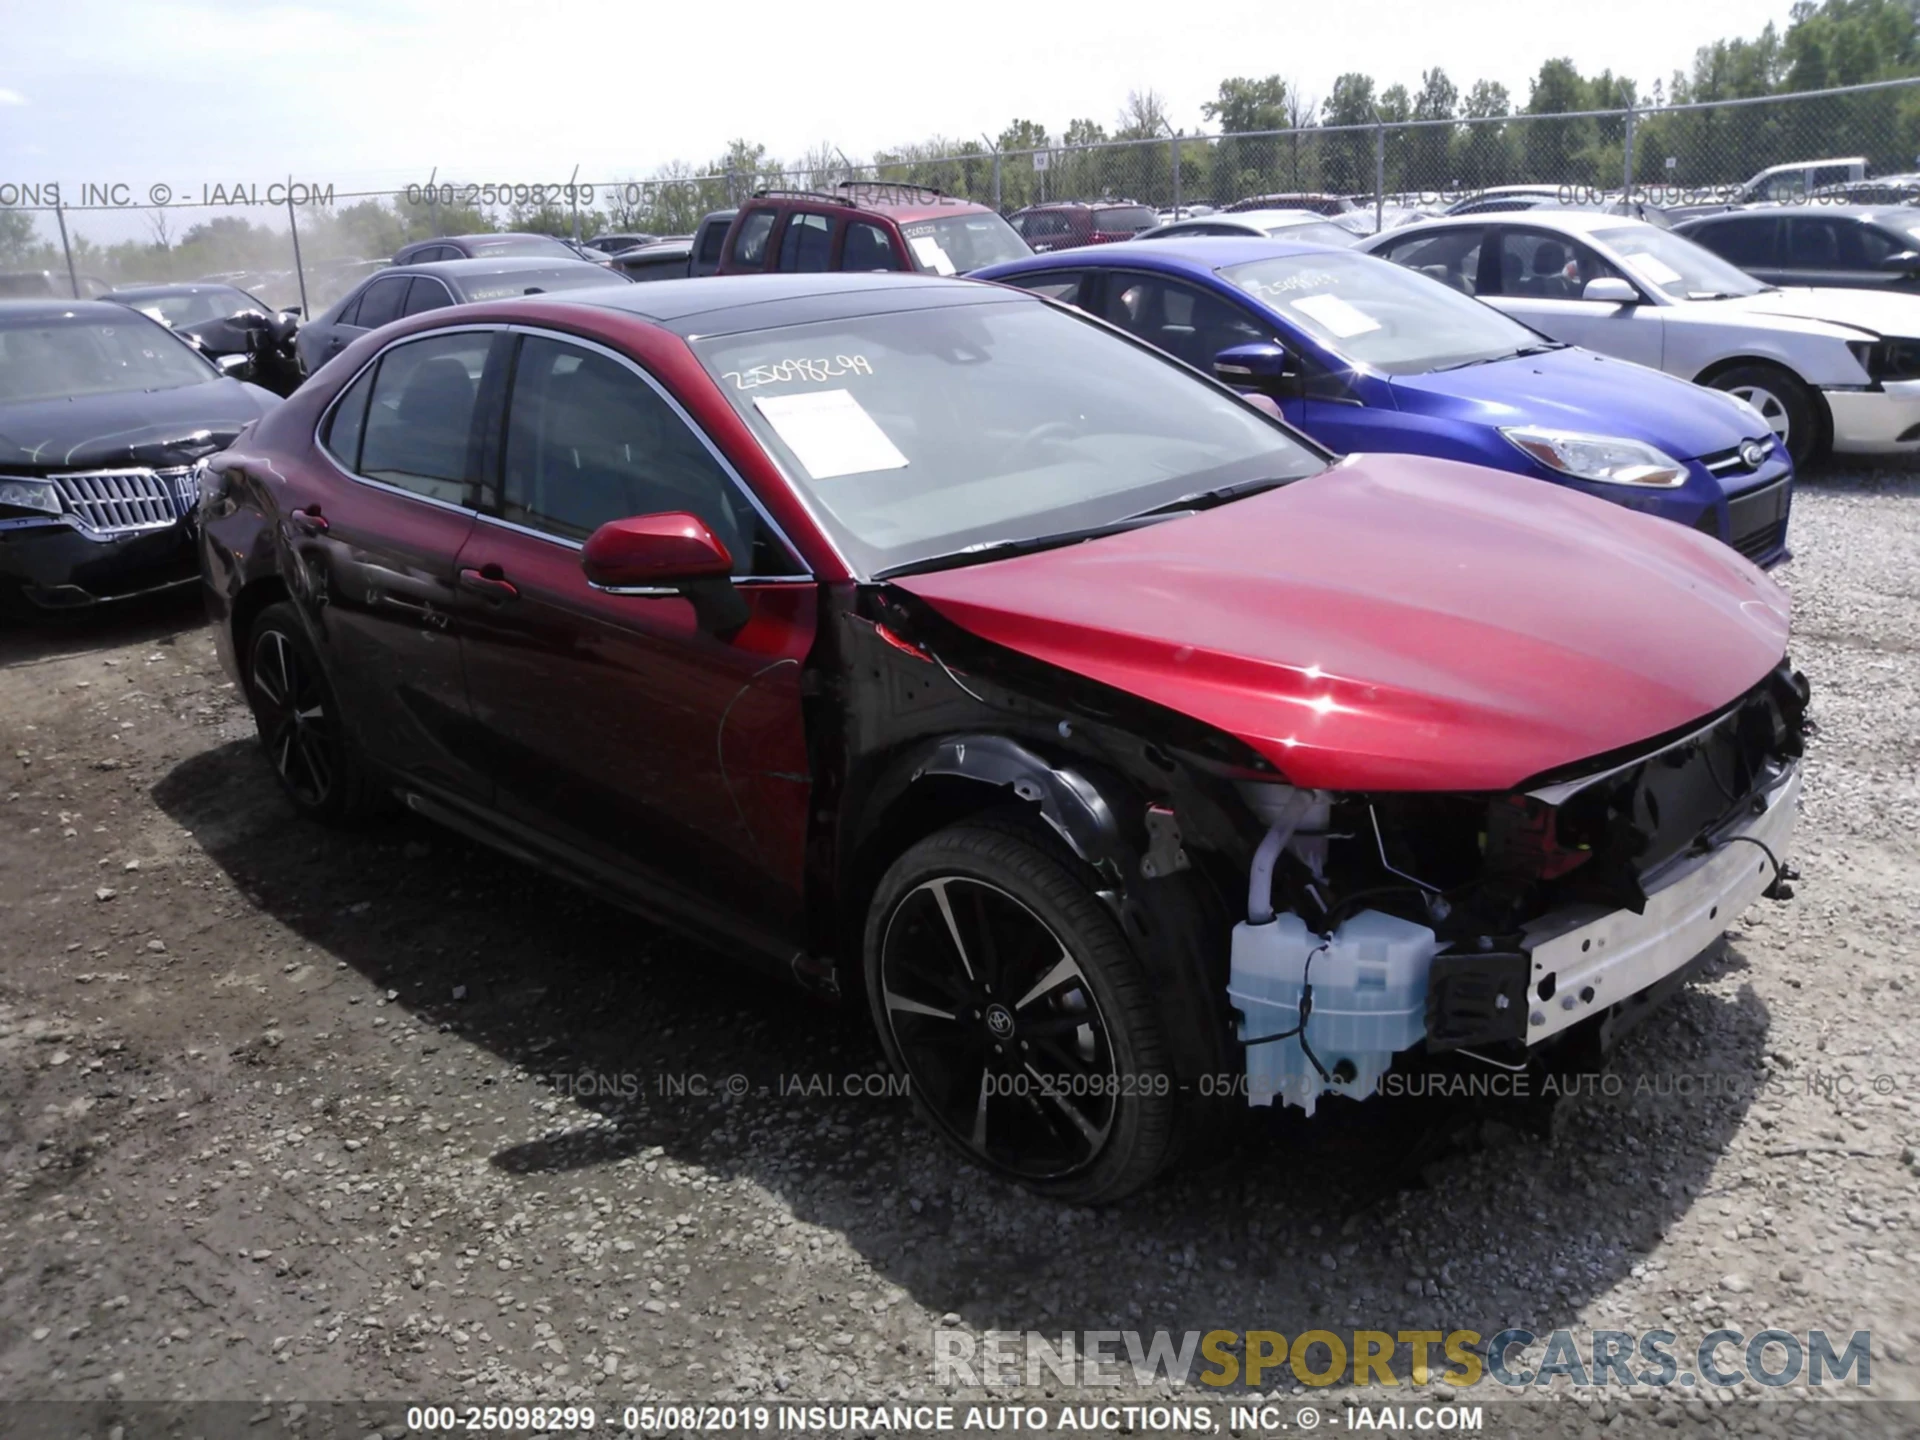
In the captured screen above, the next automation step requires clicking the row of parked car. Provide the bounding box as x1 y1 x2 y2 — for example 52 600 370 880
1 165 1837 1199
11 171 1916 634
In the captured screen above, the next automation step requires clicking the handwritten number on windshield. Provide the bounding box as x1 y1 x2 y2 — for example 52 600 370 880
724 355 874 390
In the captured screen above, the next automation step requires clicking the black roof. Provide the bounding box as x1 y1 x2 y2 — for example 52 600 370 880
555 271 1021 337
0 298 147 323
404 232 567 246
395 256 611 279
1679 203 1920 223
102 282 251 299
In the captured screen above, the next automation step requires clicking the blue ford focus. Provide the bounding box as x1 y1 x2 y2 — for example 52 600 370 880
975 237 1792 566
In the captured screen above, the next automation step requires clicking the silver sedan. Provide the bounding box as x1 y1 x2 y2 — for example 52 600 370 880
1360 209 1920 467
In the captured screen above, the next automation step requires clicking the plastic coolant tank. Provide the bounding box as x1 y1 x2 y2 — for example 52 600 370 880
1227 909 1439 1116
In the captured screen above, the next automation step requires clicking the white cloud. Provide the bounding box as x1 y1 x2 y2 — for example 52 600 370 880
0 88 28 106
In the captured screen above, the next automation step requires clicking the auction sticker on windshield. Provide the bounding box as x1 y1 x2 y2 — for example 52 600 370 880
754 388 910 480
1290 292 1381 338
906 234 957 275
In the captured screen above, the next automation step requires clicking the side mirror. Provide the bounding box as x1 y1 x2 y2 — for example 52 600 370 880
1582 276 1640 304
1878 251 1920 274
582 512 733 591
1213 341 1296 395
214 352 251 375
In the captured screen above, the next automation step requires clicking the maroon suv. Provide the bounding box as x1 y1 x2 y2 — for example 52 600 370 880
1008 201 1159 253
715 182 1029 277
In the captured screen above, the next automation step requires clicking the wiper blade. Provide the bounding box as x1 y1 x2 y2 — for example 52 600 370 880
877 475 1299 580
1128 474 1294 519
1513 341 1566 355
874 513 1179 580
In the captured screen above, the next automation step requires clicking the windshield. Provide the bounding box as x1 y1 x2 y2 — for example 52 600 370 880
692 296 1322 576
900 213 1032 275
1592 225 1766 299
1220 251 1543 374
118 287 269 329
0 312 218 402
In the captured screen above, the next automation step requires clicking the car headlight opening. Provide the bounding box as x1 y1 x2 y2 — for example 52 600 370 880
1500 427 1688 488
0 476 64 518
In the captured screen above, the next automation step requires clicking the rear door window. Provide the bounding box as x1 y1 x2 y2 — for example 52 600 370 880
352 275 412 330
401 278 454 315
356 332 493 504
323 364 376 470
777 212 834 273
731 209 778 268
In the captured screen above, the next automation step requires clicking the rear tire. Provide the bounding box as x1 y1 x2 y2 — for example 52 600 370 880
1706 363 1819 470
864 821 1179 1203
244 601 385 824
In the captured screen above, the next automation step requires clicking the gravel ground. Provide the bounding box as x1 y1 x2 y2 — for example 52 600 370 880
2 469 1918 1438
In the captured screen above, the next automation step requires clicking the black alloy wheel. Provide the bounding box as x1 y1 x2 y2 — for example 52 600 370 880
245 601 380 822
865 821 1178 1202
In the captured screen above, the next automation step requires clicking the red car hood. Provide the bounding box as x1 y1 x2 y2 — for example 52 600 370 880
894 454 1791 792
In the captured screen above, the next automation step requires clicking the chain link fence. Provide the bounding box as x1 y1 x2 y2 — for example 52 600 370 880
6 76 1920 310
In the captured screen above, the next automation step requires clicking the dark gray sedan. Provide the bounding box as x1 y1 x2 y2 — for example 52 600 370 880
1676 205 1920 293
293 257 628 375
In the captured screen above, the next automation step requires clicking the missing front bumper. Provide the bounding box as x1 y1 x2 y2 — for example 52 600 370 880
1519 759 1800 1045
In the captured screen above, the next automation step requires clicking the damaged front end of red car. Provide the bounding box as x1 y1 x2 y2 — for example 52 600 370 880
1221 661 1807 1113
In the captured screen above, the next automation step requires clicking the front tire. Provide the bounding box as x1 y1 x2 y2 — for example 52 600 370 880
864 821 1178 1203
1706 363 1819 470
244 601 383 823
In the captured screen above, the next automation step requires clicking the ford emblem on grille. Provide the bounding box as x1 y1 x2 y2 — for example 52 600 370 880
1740 438 1769 469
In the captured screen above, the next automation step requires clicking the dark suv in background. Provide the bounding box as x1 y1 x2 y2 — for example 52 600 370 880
294 257 624 374
716 183 1030 276
1008 200 1158 253
1675 205 1920 293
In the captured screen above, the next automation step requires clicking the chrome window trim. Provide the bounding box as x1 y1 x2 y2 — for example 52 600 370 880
311 323 500 515
470 508 812 585
497 323 815 579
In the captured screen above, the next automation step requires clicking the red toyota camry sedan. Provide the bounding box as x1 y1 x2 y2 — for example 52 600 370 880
197 273 1806 1201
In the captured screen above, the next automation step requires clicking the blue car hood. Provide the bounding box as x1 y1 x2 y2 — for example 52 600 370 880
1389 347 1756 462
